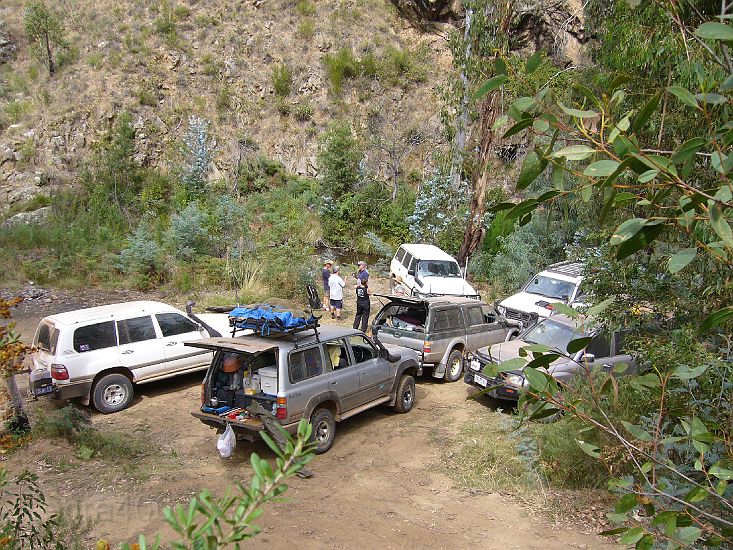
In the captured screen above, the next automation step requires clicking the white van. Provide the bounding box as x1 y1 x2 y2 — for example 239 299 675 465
29 301 231 413
389 244 479 298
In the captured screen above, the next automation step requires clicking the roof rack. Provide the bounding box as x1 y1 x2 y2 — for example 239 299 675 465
228 310 321 346
545 261 584 278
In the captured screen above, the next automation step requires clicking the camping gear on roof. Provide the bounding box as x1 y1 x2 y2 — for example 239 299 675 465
228 298 319 337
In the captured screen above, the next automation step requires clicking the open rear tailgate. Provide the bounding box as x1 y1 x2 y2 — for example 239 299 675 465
185 337 278 356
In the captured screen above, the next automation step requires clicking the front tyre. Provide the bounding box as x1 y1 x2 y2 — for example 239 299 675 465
393 374 416 413
92 373 133 413
310 408 336 454
444 349 464 382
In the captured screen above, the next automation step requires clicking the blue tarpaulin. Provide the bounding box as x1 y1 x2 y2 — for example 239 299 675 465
228 304 317 336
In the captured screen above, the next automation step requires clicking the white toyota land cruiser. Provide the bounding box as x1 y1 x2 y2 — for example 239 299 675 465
29 301 231 413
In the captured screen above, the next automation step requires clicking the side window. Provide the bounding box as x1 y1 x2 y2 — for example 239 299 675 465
324 339 351 370
446 308 464 329
432 309 450 331
288 346 324 383
403 252 413 269
482 306 497 324
588 334 611 358
348 335 378 362
117 316 157 345
395 247 405 263
466 306 485 326
156 313 198 337
73 321 116 353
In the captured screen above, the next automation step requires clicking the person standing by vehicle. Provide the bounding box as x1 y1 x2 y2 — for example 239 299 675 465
328 266 345 320
356 260 369 285
321 260 333 310
352 276 370 332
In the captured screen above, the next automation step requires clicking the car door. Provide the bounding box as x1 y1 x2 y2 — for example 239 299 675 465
155 312 210 372
347 334 390 403
464 305 505 351
116 315 166 380
322 338 362 412
584 333 629 374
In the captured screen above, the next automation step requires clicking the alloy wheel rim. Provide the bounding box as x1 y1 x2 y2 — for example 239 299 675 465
103 384 126 406
316 419 330 444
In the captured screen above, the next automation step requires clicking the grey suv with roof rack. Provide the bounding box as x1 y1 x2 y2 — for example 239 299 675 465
371 295 522 383
189 326 419 454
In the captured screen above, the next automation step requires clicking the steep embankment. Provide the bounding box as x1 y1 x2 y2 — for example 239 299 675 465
0 0 453 209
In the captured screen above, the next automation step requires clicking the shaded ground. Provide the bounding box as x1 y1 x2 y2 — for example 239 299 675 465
1 285 615 549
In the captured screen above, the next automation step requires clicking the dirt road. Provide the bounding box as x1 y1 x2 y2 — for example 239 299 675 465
2 289 615 549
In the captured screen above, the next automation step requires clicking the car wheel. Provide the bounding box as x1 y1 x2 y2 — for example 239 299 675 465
310 408 336 454
444 349 464 382
92 373 133 414
393 374 416 413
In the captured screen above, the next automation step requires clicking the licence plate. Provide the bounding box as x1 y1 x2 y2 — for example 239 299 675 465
34 384 54 397
474 374 488 388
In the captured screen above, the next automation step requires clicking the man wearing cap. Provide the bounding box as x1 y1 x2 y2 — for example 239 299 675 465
356 261 369 286
321 260 333 310
328 266 345 320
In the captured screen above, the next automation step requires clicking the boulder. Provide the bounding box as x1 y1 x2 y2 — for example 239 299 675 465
389 0 460 26
2 207 52 229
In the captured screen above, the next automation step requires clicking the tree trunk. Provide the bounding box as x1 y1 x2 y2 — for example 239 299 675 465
45 31 55 75
5 374 30 433
457 91 501 266
450 7 472 191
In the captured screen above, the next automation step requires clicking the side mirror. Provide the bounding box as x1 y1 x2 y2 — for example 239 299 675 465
582 353 595 363
408 268 415 276
561 294 570 303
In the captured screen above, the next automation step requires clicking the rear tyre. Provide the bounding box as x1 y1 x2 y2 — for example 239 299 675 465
444 349 464 382
310 408 336 454
92 373 133 414
393 375 416 413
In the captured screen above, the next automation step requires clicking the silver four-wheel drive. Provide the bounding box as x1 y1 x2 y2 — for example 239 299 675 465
370 295 524 383
190 326 419 454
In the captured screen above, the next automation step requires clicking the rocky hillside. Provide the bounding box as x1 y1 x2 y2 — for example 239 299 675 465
0 0 456 209
0 0 587 212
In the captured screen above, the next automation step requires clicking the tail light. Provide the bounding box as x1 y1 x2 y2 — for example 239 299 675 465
51 364 69 380
544 304 554 311
423 341 432 354
200 383 205 405
275 396 287 420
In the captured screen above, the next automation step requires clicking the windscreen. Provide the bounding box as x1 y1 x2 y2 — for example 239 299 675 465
524 275 576 300
523 319 584 352
417 260 461 277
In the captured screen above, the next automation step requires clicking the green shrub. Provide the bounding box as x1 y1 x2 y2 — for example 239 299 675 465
216 86 232 113
165 202 211 260
86 51 103 68
323 48 360 94
276 98 291 116
154 13 176 37
317 121 361 198
119 222 165 275
294 101 314 121
237 155 286 193
173 5 191 19
271 63 293 97
5 100 30 123
297 19 315 39
137 84 158 106
201 54 221 76
296 0 316 16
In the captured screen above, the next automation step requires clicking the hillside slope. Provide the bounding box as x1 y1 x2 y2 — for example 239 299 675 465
0 0 452 209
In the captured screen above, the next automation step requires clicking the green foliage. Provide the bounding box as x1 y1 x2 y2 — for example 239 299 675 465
323 48 361 94
122 420 316 550
23 1 65 75
297 19 315 39
165 202 211 260
294 101 314 121
178 115 214 202
296 0 316 16
317 121 361 198
119 222 165 276
271 63 293 97
237 155 286 194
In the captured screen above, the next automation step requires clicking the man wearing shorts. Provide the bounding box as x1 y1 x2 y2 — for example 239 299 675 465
328 265 345 320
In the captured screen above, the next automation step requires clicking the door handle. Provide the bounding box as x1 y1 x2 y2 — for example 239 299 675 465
602 363 612 370
361 371 367 375
121 350 134 355
166 342 178 346
331 381 338 385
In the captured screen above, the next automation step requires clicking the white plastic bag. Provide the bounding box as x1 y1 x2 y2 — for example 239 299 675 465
217 424 236 458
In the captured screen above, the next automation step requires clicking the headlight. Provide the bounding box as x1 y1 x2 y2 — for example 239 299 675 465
505 373 525 387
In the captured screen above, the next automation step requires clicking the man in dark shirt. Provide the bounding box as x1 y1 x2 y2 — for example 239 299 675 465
356 261 369 285
352 277 371 332
322 260 332 310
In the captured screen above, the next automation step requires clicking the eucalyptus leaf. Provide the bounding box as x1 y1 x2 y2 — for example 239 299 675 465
610 218 647 245
667 85 699 109
695 21 733 41
583 160 620 177
576 439 601 458
473 74 508 101
667 247 697 273
559 102 598 118
551 145 596 161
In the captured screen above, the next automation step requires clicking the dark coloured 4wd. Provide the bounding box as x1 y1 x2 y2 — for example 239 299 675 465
190 326 419 454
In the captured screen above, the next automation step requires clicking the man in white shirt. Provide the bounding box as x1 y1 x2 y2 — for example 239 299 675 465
328 266 345 320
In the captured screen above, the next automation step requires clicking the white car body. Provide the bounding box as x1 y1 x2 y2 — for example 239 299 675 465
498 262 585 325
390 243 479 298
29 300 232 412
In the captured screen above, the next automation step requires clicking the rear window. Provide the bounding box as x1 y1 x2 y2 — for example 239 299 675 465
376 304 427 331
117 316 157 345
73 321 116 353
403 252 413 269
289 346 324 383
156 313 198 337
35 323 60 354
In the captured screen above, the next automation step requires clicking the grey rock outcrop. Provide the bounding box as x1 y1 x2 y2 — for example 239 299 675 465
389 0 460 26
2 206 52 229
